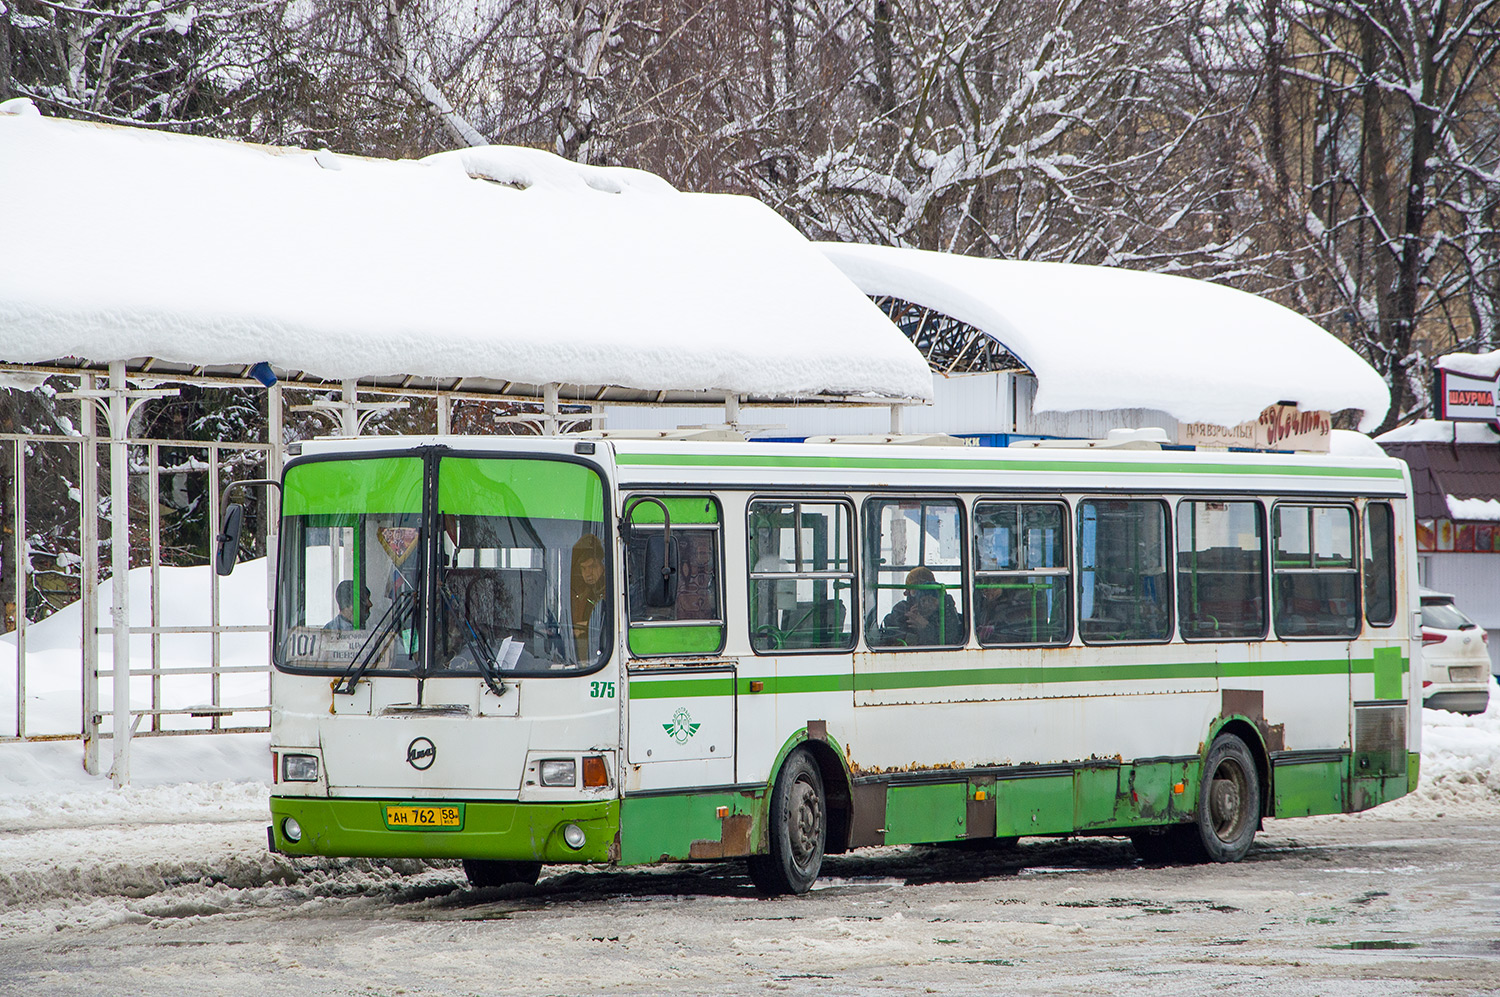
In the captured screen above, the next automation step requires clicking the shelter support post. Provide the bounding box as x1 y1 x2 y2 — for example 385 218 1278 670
267 384 283 628
108 360 131 786
725 394 740 427
890 405 904 435
79 373 99 774
60 364 177 787
543 384 559 437
9 435 24 738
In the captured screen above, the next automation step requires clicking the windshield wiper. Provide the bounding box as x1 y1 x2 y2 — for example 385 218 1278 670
333 589 416 695
436 580 508 698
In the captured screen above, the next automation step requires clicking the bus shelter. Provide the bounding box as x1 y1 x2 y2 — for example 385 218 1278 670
0 105 931 784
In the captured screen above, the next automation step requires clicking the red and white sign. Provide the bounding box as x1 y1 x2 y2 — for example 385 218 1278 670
1434 361 1500 429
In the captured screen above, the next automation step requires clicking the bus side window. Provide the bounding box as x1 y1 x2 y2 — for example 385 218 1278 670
1272 504 1359 638
747 499 856 653
1363 502 1396 627
1078 499 1171 643
972 500 1071 646
863 497 966 649
1176 500 1267 641
625 495 725 657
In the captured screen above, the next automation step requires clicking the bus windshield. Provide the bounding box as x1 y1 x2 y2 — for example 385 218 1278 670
274 454 611 677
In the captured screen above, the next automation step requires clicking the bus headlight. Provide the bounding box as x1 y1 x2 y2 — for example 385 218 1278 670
562 823 587 850
282 817 303 843
539 759 576 787
282 754 319 782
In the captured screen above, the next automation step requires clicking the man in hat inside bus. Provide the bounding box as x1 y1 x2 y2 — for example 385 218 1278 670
879 566 962 646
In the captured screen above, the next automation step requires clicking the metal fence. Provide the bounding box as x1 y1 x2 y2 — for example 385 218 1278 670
2 421 277 772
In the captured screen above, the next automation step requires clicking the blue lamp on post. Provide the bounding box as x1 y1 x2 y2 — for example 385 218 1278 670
249 362 278 387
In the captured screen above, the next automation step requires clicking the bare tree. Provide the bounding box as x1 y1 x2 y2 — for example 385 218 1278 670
1249 0 1500 429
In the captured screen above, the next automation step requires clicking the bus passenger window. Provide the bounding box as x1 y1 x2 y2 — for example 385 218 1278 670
747 500 856 653
972 501 1070 645
625 495 724 656
1176 501 1266 640
863 498 965 649
1363 502 1396 627
1272 504 1359 638
1078 499 1171 643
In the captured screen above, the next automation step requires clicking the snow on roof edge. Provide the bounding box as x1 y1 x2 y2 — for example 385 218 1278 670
0 114 934 404
818 243 1390 431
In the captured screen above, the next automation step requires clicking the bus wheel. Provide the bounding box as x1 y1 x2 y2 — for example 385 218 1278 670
462 859 542 888
747 749 826 896
1190 734 1261 863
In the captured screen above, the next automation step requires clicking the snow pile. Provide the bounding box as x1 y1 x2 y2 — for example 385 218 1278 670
1327 430 1385 457
0 114 932 402
1437 349 1500 380
1376 419 1500 444
819 242 1391 431
1446 496 1500 521
1413 685 1500 805
0 560 272 737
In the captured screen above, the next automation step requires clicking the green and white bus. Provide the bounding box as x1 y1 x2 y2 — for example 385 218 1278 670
246 435 1419 894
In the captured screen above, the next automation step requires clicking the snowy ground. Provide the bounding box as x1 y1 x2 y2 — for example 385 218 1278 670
1 682 1497 995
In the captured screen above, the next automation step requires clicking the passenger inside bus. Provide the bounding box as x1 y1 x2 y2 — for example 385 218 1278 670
974 581 1029 643
323 580 373 631
877 567 963 646
570 534 608 664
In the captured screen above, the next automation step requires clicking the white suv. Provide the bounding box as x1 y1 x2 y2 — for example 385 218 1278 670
1419 589 1491 715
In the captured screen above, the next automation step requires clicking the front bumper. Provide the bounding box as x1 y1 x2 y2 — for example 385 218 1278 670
269 796 619 863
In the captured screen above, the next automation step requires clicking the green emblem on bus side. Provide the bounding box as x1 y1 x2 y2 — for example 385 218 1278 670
663 708 701 744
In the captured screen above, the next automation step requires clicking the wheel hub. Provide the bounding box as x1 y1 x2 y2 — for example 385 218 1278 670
787 777 823 866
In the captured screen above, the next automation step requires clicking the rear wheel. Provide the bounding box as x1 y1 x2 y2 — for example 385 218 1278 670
1188 734 1261 863
462 859 542 888
747 749 826 896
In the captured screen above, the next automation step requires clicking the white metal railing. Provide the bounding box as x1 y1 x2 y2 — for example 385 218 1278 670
2 422 277 769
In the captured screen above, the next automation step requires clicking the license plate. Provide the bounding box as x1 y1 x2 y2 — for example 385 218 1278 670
384 804 463 830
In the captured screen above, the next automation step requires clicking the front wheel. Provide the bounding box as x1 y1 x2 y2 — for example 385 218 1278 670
747 749 826 895
1187 734 1261 863
462 859 542 888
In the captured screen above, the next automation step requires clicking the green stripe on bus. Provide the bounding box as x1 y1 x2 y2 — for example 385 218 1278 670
438 457 605 522
624 495 720 525
614 452 1405 479
628 625 724 657
1372 645 1405 699
627 654 1404 699
284 457 424 516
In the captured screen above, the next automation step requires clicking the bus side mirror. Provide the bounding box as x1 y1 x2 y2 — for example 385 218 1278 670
643 533 679 607
215 504 245 576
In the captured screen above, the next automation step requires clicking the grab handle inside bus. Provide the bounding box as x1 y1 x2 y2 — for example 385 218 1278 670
623 496 679 608
215 478 283 576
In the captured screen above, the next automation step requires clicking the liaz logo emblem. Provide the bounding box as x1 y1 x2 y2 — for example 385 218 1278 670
662 708 701 744
406 737 436 770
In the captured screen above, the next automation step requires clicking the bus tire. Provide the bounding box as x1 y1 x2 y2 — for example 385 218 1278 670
462 859 542 888
1190 733 1261 863
747 749 826 896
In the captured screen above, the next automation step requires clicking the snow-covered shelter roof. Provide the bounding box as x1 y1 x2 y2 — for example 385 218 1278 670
819 243 1388 431
0 108 931 404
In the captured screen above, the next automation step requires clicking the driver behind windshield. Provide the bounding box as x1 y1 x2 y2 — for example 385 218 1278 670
324 580 373 631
